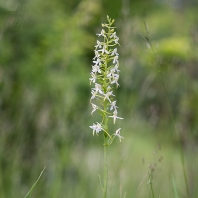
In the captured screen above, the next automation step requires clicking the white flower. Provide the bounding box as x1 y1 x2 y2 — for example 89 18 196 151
93 58 102 67
111 48 119 56
110 100 117 111
114 64 120 73
103 91 114 102
107 69 114 80
93 50 100 60
111 74 119 87
109 109 123 124
92 65 101 74
114 128 124 142
110 66 120 74
113 55 119 64
89 72 97 84
110 32 117 39
91 90 97 100
93 83 103 94
95 40 102 49
98 46 109 55
91 103 98 114
89 122 103 135
110 32 119 44
97 29 106 37
114 37 119 44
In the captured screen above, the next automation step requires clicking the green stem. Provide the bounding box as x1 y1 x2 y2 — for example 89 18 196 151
148 172 155 198
103 137 108 198
103 97 108 198
24 166 46 198
102 22 112 198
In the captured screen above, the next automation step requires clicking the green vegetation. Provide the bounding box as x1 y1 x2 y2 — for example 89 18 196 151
1 0 198 197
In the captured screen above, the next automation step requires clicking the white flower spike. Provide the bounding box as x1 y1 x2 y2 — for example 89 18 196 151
89 16 123 143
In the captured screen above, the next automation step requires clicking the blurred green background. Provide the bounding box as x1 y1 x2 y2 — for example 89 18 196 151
1 0 198 197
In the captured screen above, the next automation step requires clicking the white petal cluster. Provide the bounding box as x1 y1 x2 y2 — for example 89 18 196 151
89 16 123 142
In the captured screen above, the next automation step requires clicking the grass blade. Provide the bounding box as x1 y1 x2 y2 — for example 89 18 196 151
24 166 46 198
172 175 179 198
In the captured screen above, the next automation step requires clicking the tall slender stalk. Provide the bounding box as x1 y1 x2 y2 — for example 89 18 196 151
103 138 108 198
148 172 156 198
103 99 108 198
89 16 123 198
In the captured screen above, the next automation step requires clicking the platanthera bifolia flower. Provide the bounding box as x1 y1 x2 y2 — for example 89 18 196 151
89 16 123 144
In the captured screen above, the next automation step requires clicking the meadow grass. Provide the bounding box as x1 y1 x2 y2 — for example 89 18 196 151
1 9 198 198
22 16 196 198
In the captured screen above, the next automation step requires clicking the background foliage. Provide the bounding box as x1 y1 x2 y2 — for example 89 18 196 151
1 0 198 197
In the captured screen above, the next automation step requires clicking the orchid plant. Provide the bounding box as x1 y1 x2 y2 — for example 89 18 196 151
89 15 123 198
